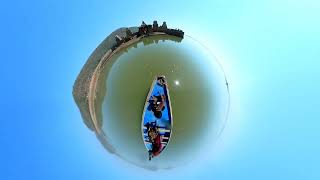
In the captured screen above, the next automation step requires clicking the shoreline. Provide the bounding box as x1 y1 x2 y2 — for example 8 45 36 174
73 28 183 135
89 32 178 134
88 35 144 134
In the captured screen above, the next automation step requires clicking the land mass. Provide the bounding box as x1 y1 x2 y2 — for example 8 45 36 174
72 21 184 134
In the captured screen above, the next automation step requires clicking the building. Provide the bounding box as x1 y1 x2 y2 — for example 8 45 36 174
158 21 168 32
153 20 158 31
138 21 153 35
162 21 167 29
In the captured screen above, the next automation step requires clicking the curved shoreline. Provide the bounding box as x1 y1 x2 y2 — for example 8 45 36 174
73 28 182 135
72 24 230 170
73 31 184 170
88 35 145 134
89 32 180 134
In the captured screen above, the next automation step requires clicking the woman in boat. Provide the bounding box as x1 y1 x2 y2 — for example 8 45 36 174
147 125 162 158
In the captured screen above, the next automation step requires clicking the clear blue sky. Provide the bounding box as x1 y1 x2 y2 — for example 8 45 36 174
1 0 320 179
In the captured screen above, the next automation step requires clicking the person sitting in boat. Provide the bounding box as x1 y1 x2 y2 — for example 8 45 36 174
147 77 166 118
148 95 165 118
147 125 162 158
157 76 166 86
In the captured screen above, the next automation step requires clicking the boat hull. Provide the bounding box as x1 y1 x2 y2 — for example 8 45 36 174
142 76 173 160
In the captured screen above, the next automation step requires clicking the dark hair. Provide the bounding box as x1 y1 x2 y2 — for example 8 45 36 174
154 110 162 118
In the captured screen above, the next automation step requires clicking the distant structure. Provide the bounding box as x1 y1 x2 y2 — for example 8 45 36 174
159 21 167 31
152 20 158 31
139 21 153 35
112 20 184 51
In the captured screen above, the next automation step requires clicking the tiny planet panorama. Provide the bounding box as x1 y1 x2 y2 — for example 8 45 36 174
73 21 230 170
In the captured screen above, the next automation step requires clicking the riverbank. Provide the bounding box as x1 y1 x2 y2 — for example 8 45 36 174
73 25 183 135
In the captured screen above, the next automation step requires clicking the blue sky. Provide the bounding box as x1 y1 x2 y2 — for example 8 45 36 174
1 0 320 179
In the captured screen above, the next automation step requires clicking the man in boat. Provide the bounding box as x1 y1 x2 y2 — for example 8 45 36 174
147 77 166 118
148 96 165 118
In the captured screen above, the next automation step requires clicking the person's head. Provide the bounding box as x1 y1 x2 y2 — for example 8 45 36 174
157 77 165 86
154 110 162 118
148 129 157 139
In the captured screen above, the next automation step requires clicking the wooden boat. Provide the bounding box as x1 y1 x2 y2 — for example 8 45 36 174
142 76 173 160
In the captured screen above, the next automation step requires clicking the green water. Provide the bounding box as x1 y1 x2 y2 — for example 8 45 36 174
95 35 229 169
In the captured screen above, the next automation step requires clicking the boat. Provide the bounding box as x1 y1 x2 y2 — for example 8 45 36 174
141 76 173 160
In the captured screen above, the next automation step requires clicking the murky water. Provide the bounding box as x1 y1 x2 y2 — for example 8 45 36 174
95 35 229 170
